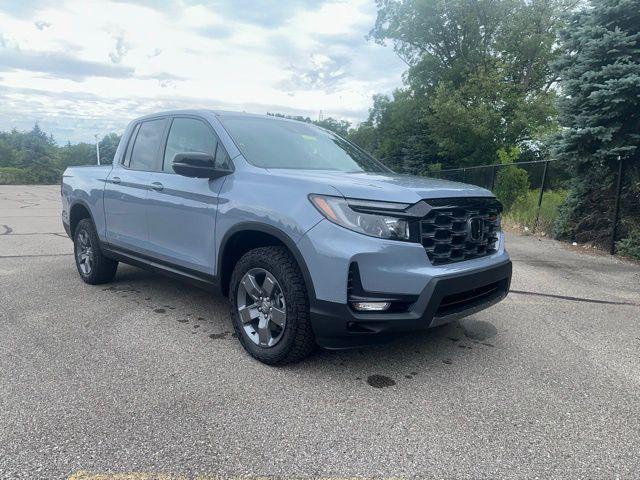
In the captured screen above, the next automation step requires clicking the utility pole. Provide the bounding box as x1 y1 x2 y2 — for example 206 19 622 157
94 134 101 165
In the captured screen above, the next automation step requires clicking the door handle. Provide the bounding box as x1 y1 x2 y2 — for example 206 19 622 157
111 176 121 184
150 182 164 192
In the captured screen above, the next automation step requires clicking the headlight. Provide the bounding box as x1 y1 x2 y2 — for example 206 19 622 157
309 194 411 240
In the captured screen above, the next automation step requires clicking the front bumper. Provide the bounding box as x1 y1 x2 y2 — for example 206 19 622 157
310 260 511 348
297 219 512 349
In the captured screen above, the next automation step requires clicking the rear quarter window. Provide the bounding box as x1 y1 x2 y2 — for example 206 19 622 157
129 118 166 171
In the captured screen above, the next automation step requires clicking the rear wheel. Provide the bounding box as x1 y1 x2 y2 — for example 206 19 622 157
229 246 315 365
74 218 118 284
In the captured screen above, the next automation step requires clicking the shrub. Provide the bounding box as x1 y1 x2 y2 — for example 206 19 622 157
617 229 640 260
504 188 568 233
0 167 37 185
421 162 443 176
494 166 530 211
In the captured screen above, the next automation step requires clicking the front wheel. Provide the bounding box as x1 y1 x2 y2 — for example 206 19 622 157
229 246 315 365
73 218 118 285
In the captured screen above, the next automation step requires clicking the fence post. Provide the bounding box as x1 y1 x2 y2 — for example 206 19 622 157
533 161 549 234
610 156 624 255
463 168 467 183
490 165 497 191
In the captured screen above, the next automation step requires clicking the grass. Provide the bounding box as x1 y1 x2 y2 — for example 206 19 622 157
503 188 568 234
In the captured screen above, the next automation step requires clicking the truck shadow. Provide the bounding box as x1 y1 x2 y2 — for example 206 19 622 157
296 318 500 387
106 264 501 385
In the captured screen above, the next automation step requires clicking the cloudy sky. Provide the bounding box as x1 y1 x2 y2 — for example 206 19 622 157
0 0 405 144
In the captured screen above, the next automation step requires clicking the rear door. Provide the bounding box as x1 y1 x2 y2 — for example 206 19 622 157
104 117 167 253
145 116 230 274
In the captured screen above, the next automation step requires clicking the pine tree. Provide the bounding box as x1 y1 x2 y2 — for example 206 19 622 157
552 0 640 249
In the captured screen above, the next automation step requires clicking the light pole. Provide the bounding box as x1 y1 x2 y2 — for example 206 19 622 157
94 134 101 165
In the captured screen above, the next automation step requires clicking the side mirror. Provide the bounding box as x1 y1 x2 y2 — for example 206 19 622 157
172 152 229 179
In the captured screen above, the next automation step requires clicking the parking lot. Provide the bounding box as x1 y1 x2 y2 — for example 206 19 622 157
1 185 639 479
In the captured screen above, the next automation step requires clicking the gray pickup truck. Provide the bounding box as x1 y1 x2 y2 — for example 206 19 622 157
62 110 512 364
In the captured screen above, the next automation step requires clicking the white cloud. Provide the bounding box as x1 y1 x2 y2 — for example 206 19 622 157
108 35 130 64
34 20 51 30
0 0 405 143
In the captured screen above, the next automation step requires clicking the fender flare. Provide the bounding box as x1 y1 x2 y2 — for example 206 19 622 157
217 222 316 301
68 199 97 237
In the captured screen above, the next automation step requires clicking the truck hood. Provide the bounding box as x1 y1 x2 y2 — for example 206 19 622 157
268 169 494 204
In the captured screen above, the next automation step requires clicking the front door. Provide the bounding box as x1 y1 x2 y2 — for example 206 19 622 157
145 116 230 274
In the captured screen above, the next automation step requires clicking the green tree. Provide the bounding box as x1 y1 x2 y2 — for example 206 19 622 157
99 133 122 164
349 91 439 174
12 124 61 183
59 142 95 168
362 0 571 169
0 125 124 185
0 136 18 168
551 0 640 248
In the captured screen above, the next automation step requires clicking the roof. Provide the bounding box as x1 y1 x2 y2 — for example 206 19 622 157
131 109 300 123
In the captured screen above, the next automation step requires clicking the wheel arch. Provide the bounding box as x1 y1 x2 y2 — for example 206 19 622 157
69 201 96 238
218 222 316 301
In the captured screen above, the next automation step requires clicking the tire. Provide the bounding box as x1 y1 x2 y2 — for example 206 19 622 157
73 218 118 285
229 246 315 365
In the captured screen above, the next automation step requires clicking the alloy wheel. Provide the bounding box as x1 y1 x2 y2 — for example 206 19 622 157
236 267 287 347
76 229 94 276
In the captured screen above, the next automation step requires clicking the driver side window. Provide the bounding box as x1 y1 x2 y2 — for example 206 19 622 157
163 118 217 173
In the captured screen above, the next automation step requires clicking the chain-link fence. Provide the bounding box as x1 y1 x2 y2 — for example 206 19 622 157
431 158 638 256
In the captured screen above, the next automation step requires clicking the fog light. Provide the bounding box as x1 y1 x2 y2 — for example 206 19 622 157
351 301 391 312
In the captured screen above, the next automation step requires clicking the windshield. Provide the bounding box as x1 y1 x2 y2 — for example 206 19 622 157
220 116 389 172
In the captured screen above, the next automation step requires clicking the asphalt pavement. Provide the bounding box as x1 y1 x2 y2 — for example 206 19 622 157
1 185 639 479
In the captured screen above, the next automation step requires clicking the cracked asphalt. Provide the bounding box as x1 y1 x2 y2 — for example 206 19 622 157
1 185 639 479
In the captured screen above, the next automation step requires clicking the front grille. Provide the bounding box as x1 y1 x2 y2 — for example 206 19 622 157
420 198 502 265
436 281 501 317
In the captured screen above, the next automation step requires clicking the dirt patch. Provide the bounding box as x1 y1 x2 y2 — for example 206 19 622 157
367 375 396 388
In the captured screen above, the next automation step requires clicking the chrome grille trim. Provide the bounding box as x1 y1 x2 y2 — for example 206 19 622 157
420 198 502 265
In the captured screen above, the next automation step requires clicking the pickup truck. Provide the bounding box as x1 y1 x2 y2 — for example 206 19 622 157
62 110 512 364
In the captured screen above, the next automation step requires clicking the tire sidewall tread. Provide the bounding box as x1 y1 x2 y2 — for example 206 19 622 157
229 246 315 365
73 218 118 285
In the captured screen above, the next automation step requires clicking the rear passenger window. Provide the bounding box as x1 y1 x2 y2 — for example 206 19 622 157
163 118 217 173
129 119 166 171
123 123 140 167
